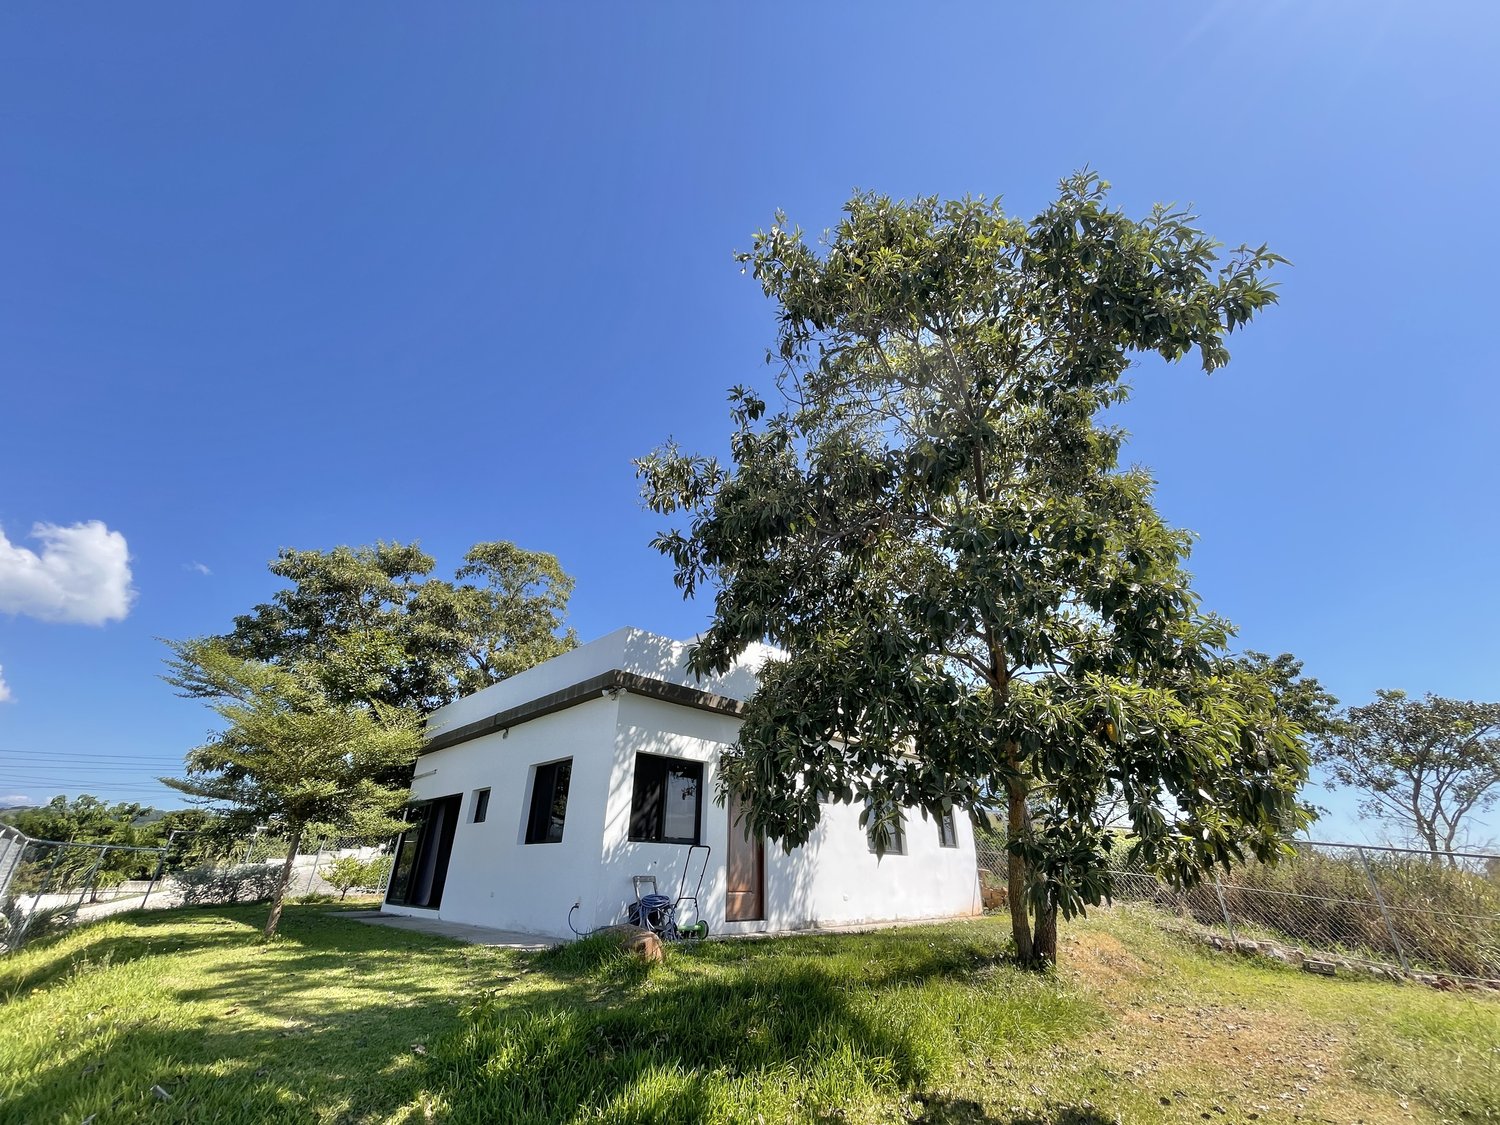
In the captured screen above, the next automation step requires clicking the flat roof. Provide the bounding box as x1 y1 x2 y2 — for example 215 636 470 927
420 626 774 756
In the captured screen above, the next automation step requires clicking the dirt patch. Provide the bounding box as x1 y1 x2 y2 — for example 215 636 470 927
1062 927 1147 994
1104 1001 1408 1121
1060 929 1419 1123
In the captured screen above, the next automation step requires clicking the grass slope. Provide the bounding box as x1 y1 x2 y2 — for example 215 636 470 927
0 903 1493 1124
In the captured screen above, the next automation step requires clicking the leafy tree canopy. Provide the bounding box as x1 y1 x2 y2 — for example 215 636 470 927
2 793 156 844
639 174 1313 966
1315 690 1500 860
2 794 166 890
188 540 576 713
161 639 424 936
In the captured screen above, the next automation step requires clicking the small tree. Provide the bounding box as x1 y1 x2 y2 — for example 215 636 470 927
162 640 423 937
639 175 1311 967
1315 690 1500 861
324 855 369 900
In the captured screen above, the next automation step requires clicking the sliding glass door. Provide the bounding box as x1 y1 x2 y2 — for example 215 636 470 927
386 793 461 909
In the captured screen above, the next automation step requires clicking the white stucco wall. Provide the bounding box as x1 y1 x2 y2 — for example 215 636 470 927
424 627 774 741
386 628 981 940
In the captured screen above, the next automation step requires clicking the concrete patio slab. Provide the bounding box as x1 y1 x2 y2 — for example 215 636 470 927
341 910 555 949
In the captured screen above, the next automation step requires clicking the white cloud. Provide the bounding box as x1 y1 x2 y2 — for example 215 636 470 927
0 664 11 703
0 521 136 625
184 561 212 576
0 794 31 807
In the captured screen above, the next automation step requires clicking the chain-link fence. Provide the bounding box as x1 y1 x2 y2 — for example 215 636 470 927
973 832 1500 986
1 824 396 953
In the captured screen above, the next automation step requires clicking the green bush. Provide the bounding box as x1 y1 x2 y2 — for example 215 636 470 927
321 854 392 899
174 863 281 906
0 897 72 952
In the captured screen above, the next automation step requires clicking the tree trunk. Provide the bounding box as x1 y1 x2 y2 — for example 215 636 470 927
1006 782 1034 966
262 823 304 939
1032 894 1058 967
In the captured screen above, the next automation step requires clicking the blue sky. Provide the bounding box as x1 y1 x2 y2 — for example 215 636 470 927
2 3 1496 845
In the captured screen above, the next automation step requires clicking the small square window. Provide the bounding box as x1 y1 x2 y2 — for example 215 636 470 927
525 759 572 844
937 808 958 848
472 788 491 824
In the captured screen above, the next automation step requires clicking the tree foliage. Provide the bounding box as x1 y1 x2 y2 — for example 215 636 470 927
2 794 155 847
639 174 1312 966
323 854 390 899
1233 652 1340 742
161 640 423 937
191 540 576 713
1315 690 1500 860
2 795 164 891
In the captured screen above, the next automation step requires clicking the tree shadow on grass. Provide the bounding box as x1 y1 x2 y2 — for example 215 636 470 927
422 930 1082 1123
1 902 504 999
1 905 260 998
0 904 539 1124
4 908 1084 1124
913 1093 1117 1124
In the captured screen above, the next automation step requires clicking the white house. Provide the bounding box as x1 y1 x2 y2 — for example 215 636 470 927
381 627 982 940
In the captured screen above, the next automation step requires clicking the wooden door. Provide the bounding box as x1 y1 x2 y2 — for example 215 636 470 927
725 787 765 921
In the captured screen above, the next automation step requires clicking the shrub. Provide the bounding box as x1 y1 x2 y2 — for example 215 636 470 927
174 863 281 906
0 898 72 952
361 855 391 891
324 856 367 899
321 854 392 899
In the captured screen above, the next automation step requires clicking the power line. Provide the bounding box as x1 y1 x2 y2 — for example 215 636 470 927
0 759 184 768
0 779 180 792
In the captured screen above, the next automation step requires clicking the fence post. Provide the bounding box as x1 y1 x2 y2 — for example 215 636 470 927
73 847 109 910
9 842 71 948
242 828 262 866
1356 846 1411 976
376 834 400 899
303 836 326 895
0 828 26 896
1212 873 1238 945
1 839 32 953
140 849 168 911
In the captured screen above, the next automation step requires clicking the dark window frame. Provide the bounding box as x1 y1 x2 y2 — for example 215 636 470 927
524 758 573 844
866 800 907 856
472 787 491 824
628 753 704 845
936 807 958 848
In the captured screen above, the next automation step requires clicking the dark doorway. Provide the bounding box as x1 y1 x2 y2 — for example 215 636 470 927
386 793 461 909
725 786 765 921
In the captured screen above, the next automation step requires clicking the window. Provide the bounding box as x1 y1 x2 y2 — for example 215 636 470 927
866 800 906 856
525 759 572 844
472 788 491 824
937 807 958 848
629 754 703 844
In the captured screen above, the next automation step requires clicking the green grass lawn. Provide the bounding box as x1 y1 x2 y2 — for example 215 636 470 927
0 902 1494 1124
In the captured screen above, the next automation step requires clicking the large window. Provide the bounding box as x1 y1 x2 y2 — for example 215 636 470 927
387 794 461 909
629 754 703 844
524 759 572 844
